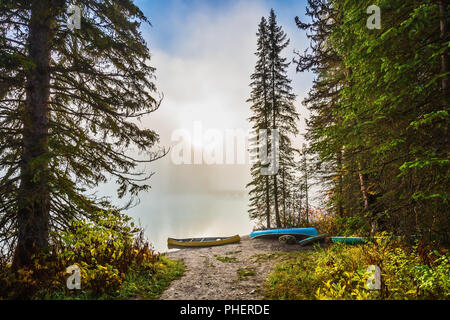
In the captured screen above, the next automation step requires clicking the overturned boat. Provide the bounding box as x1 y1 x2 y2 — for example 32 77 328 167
250 228 318 240
298 234 330 246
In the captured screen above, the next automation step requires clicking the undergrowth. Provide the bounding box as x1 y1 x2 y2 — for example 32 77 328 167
265 236 449 300
0 210 184 299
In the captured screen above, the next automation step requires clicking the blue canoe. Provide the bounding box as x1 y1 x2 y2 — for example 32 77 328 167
250 228 318 239
298 234 329 246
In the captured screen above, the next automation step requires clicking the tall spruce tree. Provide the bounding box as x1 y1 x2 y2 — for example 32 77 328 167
247 10 299 228
247 17 272 228
0 0 164 267
267 9 299 228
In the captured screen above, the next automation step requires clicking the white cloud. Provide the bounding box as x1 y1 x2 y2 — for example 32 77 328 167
146 3 267 136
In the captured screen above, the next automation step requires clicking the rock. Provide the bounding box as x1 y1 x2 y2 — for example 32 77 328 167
278 235 297 244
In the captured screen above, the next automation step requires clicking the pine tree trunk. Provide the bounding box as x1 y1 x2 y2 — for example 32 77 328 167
273 175 281 228
358 162 377 232
439 1 448 104
13 1 55 268
263 63 271 229
337 150 344 217
347 68 377 229
265 176 271 228
271 62 281 227
282 167 287 227
272 100 281 227
303 156 309 225
358 170 370 211
305 179 309 225
297 189 303 226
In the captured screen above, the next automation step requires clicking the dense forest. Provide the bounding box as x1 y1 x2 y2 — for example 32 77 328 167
0 0 448 301
248 0 449 243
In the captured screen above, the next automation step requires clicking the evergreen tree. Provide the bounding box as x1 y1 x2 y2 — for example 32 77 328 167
294 0 349 219
329 0 449 237
267 9 299 228
247 17 272 228
295 0 449 241
0 0 164 267
247 10 299 228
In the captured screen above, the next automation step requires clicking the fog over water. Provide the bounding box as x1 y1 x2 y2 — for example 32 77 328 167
127 156 254 252
102 0 314 252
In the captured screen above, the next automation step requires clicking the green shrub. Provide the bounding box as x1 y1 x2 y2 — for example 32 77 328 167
265 237 449 300
0 210 183 299
307 213 371 238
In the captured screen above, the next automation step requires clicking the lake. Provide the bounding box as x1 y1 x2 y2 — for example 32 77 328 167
124 156 255 252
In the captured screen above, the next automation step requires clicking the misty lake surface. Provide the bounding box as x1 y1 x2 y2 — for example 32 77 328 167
112 152 255 252
99 141 256 253
128 192 253 252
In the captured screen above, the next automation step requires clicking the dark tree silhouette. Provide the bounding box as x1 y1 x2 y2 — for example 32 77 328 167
0 0 165 268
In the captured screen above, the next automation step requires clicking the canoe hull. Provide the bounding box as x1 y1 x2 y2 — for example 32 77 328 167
167 235 240 248
250 228 318 239
298 234 329 246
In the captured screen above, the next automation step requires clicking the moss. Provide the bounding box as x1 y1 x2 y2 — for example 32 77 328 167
215 255 238 263
237 268 256 281
251 252 298 262
225 250 242 255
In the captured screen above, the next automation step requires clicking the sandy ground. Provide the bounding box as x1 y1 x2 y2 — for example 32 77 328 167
159 235 313 300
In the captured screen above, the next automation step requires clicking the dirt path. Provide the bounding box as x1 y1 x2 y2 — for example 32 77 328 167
159 235 311 300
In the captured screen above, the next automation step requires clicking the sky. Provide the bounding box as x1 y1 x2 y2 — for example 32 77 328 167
114 0 315 251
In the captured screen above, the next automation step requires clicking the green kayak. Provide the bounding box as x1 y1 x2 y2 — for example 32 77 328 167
331 236 372 244
331 235 408 245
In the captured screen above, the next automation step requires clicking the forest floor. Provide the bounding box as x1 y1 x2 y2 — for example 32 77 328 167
159 235 313 300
